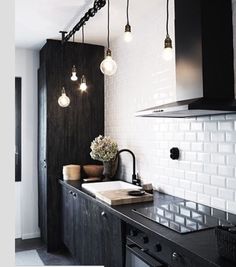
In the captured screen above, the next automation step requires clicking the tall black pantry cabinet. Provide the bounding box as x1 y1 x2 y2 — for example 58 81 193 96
38 39 104 251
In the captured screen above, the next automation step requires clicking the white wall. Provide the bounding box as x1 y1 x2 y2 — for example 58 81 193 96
105 0 236 214
15 48 40 239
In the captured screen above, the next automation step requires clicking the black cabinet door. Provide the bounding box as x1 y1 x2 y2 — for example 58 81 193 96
74 194 123 267
98 206 123 267
74 194 104 265
61 186 75 256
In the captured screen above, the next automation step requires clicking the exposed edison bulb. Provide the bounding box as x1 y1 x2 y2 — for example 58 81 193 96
58 87 70 107
70 65 78 81
163 35 173 61
100 49 117 76
162 47 173 61
124 24 132 42
79 75 87 92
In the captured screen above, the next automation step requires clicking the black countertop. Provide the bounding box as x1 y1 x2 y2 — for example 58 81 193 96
59 179 236 267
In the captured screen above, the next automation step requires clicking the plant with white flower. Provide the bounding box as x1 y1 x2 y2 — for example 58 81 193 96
90 135 118 162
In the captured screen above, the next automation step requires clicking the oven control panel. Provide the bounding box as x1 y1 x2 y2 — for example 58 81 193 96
126 225 199 267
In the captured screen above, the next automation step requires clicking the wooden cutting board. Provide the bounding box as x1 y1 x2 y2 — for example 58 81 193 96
95 189 153 206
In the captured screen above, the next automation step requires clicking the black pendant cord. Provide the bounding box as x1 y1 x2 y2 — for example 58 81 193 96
126 0 130 25
61 43 65 89
166 0 169 36
82 25 85 74
82 25 85 44
107 0 110 50
62 0 106 43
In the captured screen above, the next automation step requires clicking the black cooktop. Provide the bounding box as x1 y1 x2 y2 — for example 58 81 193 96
133 200 233 234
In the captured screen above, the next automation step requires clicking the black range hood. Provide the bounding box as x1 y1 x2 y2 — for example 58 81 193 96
136 0 236 118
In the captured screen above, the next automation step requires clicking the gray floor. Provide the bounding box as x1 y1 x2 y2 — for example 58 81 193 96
15 238 75 265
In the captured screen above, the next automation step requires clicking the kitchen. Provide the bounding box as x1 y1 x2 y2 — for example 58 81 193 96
13 0 236 266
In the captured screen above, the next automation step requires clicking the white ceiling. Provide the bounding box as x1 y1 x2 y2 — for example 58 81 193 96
15 0 158 50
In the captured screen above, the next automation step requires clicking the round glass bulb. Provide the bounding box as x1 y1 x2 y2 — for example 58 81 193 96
58 92 70 107
80 82 87 92
162 47 173 61
100 55 117 76
71 72 78 81
124 31 133 42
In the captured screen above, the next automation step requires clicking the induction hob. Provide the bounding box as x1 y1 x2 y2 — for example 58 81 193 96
133 200 234 234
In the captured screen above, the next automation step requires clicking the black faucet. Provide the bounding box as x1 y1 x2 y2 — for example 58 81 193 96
116 149 141 186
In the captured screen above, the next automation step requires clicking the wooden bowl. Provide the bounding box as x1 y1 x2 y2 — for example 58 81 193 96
83 165 104 178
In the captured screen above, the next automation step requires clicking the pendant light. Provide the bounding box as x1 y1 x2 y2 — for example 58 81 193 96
71 65 78 81
79 26 88 92
100 0 117 76
162 0 173 61
58 37 70 108
80 75 87 92
124 0 132 42
70 34 78 81
58 87 70 107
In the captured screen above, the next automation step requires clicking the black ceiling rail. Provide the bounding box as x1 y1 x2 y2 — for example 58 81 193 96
61 0 106 43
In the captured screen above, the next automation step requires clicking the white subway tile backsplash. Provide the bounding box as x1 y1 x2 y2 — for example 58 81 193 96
197 193 211 206
218 165 234 177
211 176 226 187
219 188 235 201
191 162 204 172
204 164 218 175
197 153 210 163
179 123 190 131
197 173 210 184
226 201 236 213
185 191 197 202
185 171 197 181
227 178 236 189
204 122 217 131
180 179 191 189
226 132 236 142
197 132 210 142
218 144 234 153
191 182 204 193
185 132 197 141
211 197 226 210
218 121 234 131
184 152 197 161
191 142 203 152
191 122 203 131
204 143 218 153
211 132 225 142
105 0 236 214
211 153 225 164
204 185 218 197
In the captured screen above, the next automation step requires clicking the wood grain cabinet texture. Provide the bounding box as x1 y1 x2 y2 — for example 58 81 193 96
38 39 104 251
60 184 124 267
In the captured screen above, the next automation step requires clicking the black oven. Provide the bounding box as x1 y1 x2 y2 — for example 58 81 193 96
126 240 166 267
125 226 168 267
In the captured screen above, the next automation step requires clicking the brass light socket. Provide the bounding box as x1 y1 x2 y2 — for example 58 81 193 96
81 75 86 83
106 49 112 57
125 24 131 33
164 35 172 48
72 65 77 72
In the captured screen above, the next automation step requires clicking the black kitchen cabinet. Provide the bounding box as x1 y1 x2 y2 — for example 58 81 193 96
38 39 104 251
60 183 124 266
61 186 75 256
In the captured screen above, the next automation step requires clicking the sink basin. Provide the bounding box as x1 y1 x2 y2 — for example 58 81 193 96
82 181 141 196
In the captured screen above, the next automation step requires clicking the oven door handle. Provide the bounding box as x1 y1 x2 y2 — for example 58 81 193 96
126 244 165 267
